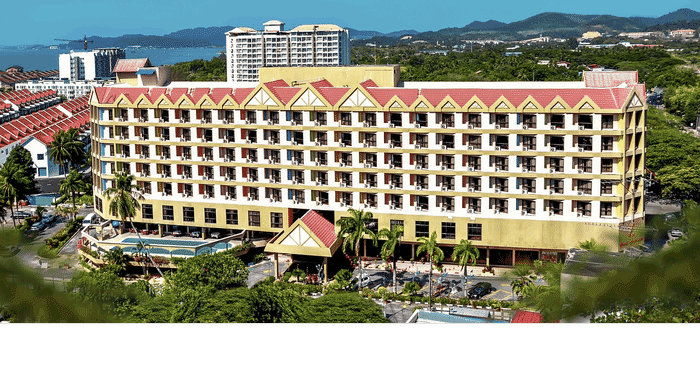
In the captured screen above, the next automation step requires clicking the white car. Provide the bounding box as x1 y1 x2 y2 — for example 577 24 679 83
670 230 683 238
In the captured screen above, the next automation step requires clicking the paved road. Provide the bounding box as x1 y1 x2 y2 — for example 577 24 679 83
247 258 291 288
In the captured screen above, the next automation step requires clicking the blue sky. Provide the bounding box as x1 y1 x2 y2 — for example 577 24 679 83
3 0 699 46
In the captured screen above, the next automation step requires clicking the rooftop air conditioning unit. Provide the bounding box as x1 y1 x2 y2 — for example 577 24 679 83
467 209 474 214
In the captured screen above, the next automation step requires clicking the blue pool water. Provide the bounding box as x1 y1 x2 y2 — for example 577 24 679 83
121 238 205 247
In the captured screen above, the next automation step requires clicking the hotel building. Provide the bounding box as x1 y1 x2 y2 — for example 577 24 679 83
89 67 646 266
225 20 350 83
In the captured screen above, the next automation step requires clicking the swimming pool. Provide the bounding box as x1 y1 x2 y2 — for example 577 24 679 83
121 238 206 247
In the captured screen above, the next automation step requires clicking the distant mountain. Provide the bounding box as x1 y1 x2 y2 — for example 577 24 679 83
653 8 700 25
464 20 507 30
346 28 385 40
385 30 420 38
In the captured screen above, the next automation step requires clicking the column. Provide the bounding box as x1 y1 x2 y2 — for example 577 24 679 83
274 253 279 279
512 249 516 266
323 257 328 283
486 248 490 266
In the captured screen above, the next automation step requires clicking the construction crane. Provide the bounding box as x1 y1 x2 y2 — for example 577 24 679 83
54 35 94 50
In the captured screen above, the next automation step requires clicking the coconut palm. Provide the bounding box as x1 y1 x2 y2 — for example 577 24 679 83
48 128 83 178
377 225 403 293
59 169 87 220
336 208 376 291
505 264 536 301
0 162 31 228
104 171 163 277
452 239 479 293
416 231 444 311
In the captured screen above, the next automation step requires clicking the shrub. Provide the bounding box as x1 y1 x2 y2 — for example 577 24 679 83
282 272 292 283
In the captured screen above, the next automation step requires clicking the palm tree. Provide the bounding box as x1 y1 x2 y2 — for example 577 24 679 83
48 129 82 179
336 208 376 291
0 162 31 228
578 238 607 252
104 171 163 277
60 169 87 220
452 239 479 294
416 231 444 311
377 225 403 293
506 264 536 301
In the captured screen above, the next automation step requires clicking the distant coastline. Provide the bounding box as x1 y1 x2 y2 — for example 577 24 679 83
0 46 224 71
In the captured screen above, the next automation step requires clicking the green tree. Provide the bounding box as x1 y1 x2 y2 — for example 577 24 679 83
303 292 389 323
336 208 377 290
250 282 305 323
6 146 37 194
506 264 536 300
103 248 127 276
48 128 83 178
452 239 479 291
104 171 163 276
59 169 88 220
578 238 608 252
416 231 444 310
0 162 31 227
377 225 403 293
332 269 353 290
166 251 248 292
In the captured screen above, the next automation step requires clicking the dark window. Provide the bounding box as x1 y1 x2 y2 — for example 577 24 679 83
467 223 482 241
142 204 153 219
601 181 613 195
415 221 429 238
601 159 613 173
271 212 283 228
441 222 456 239
204 208 216 224
183 207 195 222
602 137 614 151
226 209 238 225
367 218 379 234
390 220 404 232
601 202 613 217
162 205 174 221
248 210 260 227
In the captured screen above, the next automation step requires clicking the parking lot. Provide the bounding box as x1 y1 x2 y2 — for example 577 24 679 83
351 268 542 302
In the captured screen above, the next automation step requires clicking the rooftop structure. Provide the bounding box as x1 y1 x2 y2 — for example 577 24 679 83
59 48 125 81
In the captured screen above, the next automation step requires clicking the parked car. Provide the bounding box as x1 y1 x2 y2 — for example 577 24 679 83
467 282 496 300
210 231 221 239
12 211 31 219
190 231 201 238
172 230 182 237
670 229 683 238
30 221 46 232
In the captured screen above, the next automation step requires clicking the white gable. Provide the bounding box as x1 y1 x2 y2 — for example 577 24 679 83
580 102 593 110
496 101 510 110
629 94 643 108
416 101 429 109
524 102 537 109
250 89 279 107
552 102 565 110
442 101 455 109
293 89 326 107
278 225 321 248
390 101 402 108
469 101 482 109
341 89 377 108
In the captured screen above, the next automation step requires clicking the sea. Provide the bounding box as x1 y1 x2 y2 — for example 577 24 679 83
0 46 224 71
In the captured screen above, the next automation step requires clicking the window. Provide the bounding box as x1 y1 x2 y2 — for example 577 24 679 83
183 207 195 222
271 212 283 228
601 202 613 217
441 222 456 239
226 209 238 225
248 210 260 227
142 204 153 219
601 181 613 195
601 159 613 173
390 220 404 232
415 221 429 238
601 137 614 151
162 205 174 221
467 223 482 241
204 208 216 224
37 154 44 160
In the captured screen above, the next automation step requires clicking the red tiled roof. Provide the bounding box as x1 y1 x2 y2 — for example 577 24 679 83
310 79 334 89
264 79 290 89
113 58 151 73
270 87 301 105
366 87 420 107
512 310 544 323
316 87 350 106
300 210 338 249
360 79 378 88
